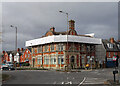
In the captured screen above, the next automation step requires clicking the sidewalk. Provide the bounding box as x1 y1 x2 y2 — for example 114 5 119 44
106 80 120 86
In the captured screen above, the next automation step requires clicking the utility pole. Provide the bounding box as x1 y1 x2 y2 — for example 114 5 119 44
59 11 69 71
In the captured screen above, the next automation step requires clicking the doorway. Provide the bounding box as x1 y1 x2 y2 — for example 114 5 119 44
71 56 75 69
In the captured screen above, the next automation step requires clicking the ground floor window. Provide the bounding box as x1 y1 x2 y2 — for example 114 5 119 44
58 55 64 64
44 56 49 64
87 56 90 64
51 56 56 64
37 56 42 64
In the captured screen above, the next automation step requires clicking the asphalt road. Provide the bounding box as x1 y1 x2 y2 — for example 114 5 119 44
2 68 115 85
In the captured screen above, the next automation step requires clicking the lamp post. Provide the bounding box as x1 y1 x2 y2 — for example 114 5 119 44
59 11 69 71
30 43 32 68
10 25 17 51
10 25 17 70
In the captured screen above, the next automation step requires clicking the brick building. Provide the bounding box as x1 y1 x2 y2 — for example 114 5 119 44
102 38 120 67
26 20 101 69
1 48 32 65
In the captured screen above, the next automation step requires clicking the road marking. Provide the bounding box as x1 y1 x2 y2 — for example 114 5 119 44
83 77 106 84
62 82 64 84
78 77 86 86
53 81 56 84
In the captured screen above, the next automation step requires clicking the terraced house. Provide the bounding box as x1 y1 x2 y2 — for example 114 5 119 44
25 20 101 69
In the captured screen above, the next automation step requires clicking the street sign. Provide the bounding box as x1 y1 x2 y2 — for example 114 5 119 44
113 56 117 61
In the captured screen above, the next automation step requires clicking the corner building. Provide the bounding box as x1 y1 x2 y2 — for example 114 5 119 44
26 20 101 69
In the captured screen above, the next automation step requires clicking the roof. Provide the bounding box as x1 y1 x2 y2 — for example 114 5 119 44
102 39 120 52
25 35 102 47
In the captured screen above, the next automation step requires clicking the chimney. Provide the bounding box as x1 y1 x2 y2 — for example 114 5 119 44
2 51 5 54
110 37 114 43
21 48 24 52
69 20 75 30
50 27 55 32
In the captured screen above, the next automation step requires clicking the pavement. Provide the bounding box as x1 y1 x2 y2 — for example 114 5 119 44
2 68 115 85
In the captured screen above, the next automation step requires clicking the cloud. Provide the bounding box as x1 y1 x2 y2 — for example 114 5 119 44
2 2 118 51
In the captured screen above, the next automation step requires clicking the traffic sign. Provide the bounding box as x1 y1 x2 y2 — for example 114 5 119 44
113 56 117 61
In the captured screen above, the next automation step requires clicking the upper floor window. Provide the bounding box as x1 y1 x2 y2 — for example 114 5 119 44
90 46 95 52
58 43 63 51
51 44 54 51
107 43 113 48
81 44 85 51
45 45 48 52
38 46 42 53
86 45 90 52
33 48 35 54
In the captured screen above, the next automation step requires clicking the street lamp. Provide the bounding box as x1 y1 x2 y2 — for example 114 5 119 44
59 11 69 70
10 25 17 51
10 25 17 70
30 43 32 67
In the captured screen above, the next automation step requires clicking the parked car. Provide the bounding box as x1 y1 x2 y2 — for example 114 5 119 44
1 62 15 70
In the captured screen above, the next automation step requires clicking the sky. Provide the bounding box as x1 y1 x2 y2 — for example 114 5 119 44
2 2 118 51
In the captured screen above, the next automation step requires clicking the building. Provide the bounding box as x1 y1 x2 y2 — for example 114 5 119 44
102 38 120 68
20 48 32 64
25 20 101 69
1 48 32 65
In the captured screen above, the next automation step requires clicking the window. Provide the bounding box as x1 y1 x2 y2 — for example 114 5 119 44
38 46 42 53
86 45 90 52
90 46 94 52
25 54 27 58
108 52 111 57
69 43 77 51
58 44 63 51
87 56 90 63
44 56 49 64
45 45 48 52
51 56 56 64
28 54 30 58
37 56 42 64
33 48 35 54
81 56 84 63
81 44 84 51
58 55 64 64
107 43 113 48
51 44 54 51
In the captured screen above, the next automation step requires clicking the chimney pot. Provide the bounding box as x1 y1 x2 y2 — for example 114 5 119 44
50 27 55 32
110 37 114 43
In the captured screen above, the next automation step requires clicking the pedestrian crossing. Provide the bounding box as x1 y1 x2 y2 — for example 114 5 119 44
83 77 107 84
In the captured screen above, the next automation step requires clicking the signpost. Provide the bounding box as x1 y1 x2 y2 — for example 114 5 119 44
112 56 118 83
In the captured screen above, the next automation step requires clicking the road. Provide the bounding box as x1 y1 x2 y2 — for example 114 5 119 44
2 68 115 85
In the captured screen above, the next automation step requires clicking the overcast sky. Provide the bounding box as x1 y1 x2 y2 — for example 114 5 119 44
2 2 118 51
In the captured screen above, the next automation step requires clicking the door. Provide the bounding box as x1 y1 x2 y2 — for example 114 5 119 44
71 56 75 69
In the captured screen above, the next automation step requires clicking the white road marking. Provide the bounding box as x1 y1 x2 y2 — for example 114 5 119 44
62 82 64 84
78 77 86 86
53 81 56 84
83 77 106 84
